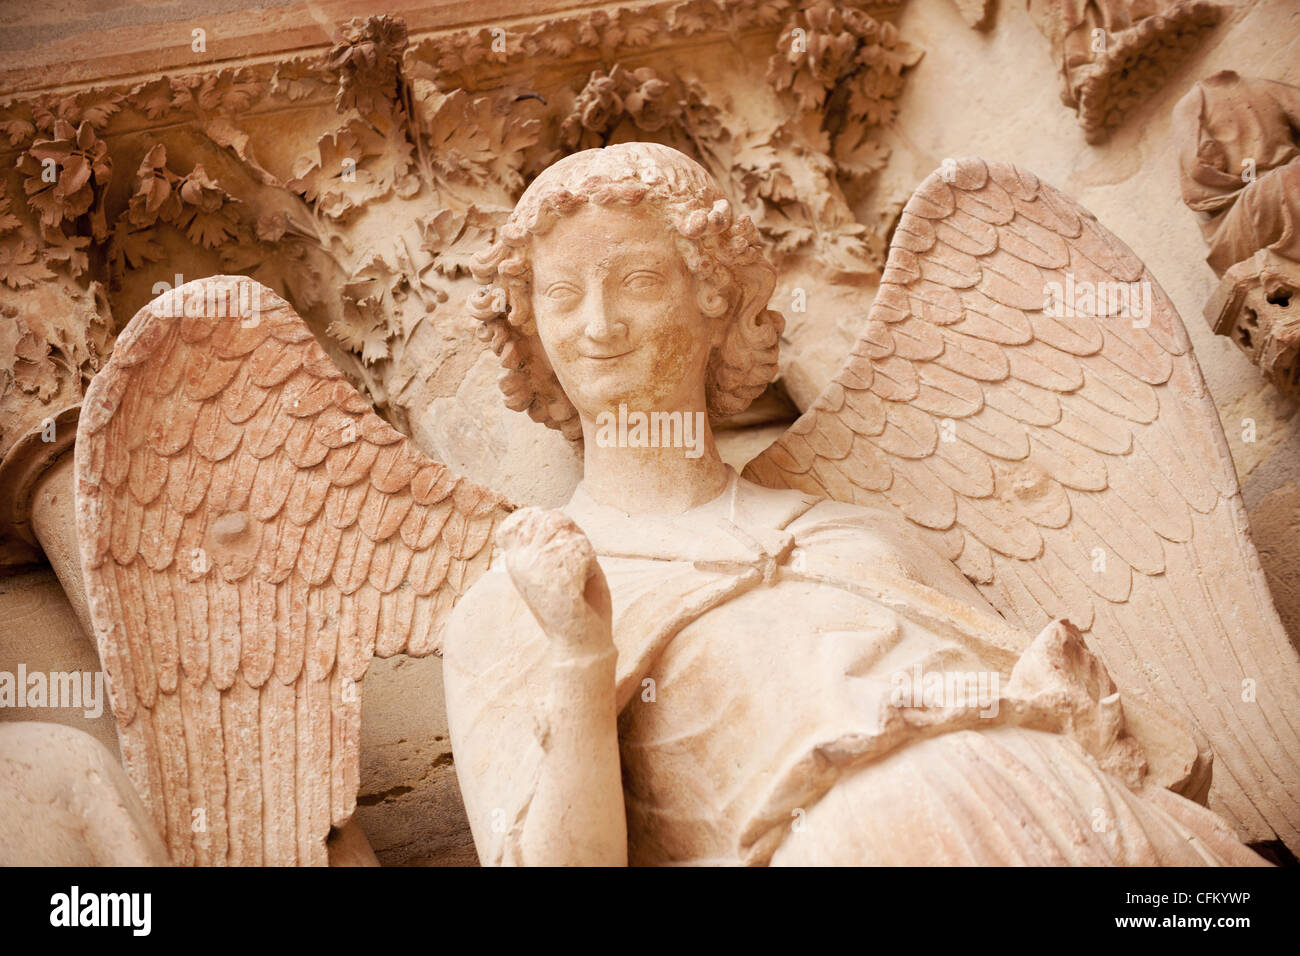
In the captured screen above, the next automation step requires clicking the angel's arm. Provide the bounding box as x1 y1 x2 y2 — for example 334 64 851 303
524 630 624 866
446 508 626 866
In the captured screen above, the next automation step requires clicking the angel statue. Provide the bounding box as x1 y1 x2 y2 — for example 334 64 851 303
73 143 1299 866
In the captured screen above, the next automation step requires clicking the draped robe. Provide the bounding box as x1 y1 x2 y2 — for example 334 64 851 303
444 469 1265 866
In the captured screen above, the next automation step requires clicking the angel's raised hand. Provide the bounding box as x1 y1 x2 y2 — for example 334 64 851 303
497 507 613 658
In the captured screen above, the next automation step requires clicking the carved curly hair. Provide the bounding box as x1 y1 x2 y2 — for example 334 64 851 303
469 142 784 443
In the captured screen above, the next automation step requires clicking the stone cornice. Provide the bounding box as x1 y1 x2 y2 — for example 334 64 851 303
1 0 906 96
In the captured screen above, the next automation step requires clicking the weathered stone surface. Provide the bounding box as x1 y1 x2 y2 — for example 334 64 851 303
0 569 118 757
355 652 475 866
0 721 166 865
1 0 1298 866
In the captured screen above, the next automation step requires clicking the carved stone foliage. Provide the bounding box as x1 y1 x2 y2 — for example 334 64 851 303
0 1 924 568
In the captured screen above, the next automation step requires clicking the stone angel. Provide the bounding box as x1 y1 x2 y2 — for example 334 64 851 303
72 143 1299 866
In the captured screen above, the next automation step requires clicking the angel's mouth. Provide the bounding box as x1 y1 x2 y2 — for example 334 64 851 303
580 348 636 361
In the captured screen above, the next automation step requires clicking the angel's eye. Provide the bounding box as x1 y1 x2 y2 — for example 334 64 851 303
624 271 663 292
544 282 581 302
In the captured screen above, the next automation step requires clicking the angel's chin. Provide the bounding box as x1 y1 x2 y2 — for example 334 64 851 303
568 377 638 411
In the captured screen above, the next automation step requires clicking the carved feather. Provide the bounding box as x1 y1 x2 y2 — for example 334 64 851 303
745 158 1300 852
77 276 513 865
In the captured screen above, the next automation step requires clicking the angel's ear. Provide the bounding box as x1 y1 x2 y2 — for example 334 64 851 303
707 256 783 417
724 254 779 341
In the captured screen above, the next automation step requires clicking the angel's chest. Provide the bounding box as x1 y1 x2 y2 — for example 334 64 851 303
612 577 985 864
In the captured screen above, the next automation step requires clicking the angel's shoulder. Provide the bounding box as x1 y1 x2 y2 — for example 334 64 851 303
734 476 936 564
790 498 927 563
443 562 540 677
787 496 916 538
786 496 979 597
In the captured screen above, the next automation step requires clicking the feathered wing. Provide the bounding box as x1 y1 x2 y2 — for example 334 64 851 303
744 158 1300 851
76 277 511 866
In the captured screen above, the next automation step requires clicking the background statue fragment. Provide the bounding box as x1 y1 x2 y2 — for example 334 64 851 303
1028 0 1222 141
1174 70 1300 398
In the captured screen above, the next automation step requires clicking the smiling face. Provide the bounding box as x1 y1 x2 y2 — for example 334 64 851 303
472 143 785 444
528 202 719 421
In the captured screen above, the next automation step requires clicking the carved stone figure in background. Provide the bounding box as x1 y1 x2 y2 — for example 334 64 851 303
1174 70 1300 397
1027 0 1221 142
443 143 1296 864
1175 70 1300 277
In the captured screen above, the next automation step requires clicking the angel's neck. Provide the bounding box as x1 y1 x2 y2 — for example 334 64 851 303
577 407 729 515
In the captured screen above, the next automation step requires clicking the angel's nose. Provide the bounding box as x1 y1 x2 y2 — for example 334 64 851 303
580 293 629 346
584 313 628 344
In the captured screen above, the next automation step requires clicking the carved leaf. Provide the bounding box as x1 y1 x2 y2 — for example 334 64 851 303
0 195 22 234
39 228 91 277
110 222 166 271
287 121 395 219
833 130 891 182
0 118 34 147
420 88 541 194
0 237 55 289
